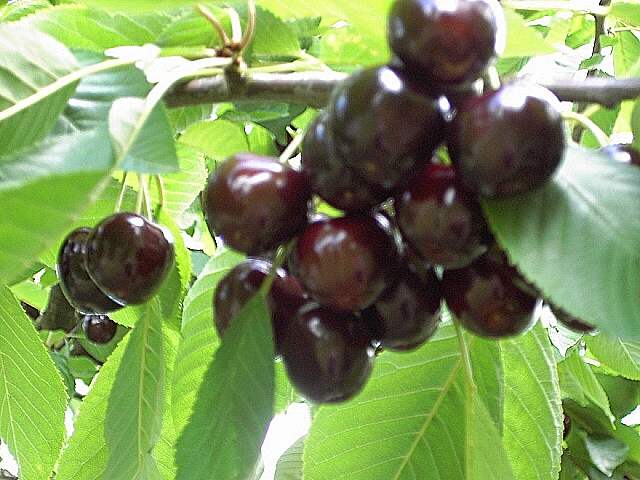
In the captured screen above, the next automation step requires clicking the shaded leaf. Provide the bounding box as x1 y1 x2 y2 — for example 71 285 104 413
483 145 640 339
0 127 114 285
175 294 275 479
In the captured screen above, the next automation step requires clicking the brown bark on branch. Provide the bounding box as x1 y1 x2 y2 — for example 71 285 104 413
164 71 640 109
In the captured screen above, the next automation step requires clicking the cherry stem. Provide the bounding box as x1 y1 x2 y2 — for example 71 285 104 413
135 175 144 215
141 175 153 220
154 175 166 215
279 129 304 164
239 0 257 53
484 66 501 91
115 172 129 212
562 111 609 147
196 4 231 47
226 8 243 46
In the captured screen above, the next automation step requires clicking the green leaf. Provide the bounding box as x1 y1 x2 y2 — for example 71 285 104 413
611 2 640 27
0 127 114 285
0 287 67 480
501 323 563 480
274 360 298 414
171 249 244 432
304 325 514 480
274 437 304 480
482 145 640 339
178 119 249 165
503 9 555 57
174 294 275 479
109 97 179 173
0 23 79 155
20 5 171 51
0 0 50 21
160 145 208 223
586 334 640 380
56 332 132 480
104 299 165 479
558 349 614 422
153 326 181 480
468 335 503 428
614 31 640 77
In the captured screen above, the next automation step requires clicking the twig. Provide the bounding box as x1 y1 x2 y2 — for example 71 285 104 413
239 0 257 53
164 71 640 109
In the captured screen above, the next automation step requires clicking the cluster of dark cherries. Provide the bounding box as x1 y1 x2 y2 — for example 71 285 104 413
56 213 175 343
53 0 639 401
204 0 639 404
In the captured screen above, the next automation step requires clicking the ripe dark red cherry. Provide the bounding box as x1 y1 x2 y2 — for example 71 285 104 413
328 65 447 191
280 303 375 403
388 0 505 85
202 153 311 254
363 265 442 351
442 247 540 338
291 215 399 311
301 112 387 212
57 228 124 314
448 83 565 198
214 259 307 350
85 213 175 305
395 163 490 268
81 315 117 344
552 305 596 334
600 144 640 166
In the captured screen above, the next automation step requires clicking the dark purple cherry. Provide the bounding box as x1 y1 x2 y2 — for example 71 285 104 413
363 265 442 351
86 213 175 305
291 215 399 311
600 144 640 166
280 303 375 403
395 163 490 268
302 112 387 212
214 259 308 351
448 83 565 198
388 0 505 85
57 228 124 314
552 305 596 334
328 65 447 191
202 154 311 254
81 315 117 344
442 247 540 338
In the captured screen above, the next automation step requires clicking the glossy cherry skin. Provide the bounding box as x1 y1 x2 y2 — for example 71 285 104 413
81 315 117 344
395 163 490 268
57 228 124 314
388 0 505 85
290 215 399 311
328 65 447 191
302 112 388 212
214 259 308 351
363 264 442 351
203 154 311 254
600 144 640 166
280 303 375 404
448 83 565 198
442 247 540 338
552 305 596 334
85 213 175 305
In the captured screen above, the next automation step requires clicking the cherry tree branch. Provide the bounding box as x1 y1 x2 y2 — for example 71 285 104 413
164 71 640 109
